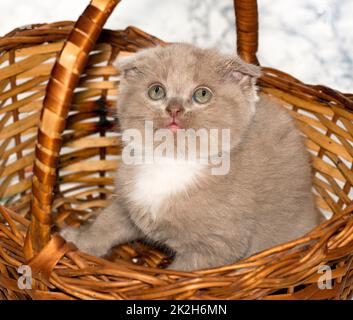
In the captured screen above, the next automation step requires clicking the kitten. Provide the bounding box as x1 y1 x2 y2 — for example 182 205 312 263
61 43 322 271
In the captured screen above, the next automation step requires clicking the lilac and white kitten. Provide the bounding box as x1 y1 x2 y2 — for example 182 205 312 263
61 43 322 271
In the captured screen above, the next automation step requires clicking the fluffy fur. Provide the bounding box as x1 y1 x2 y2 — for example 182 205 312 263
61 43 322 271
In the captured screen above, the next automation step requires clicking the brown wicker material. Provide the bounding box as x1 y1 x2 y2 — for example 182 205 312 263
1 0 353 300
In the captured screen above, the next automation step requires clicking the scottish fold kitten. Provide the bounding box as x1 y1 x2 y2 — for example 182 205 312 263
61 43 322 271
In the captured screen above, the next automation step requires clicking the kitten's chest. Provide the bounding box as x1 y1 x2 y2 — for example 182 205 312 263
126 159 205 220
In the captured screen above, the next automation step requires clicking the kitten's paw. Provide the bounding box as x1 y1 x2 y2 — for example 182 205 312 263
60 227 110 257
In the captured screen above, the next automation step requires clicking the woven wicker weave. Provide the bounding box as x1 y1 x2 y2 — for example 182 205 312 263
0 0 353 300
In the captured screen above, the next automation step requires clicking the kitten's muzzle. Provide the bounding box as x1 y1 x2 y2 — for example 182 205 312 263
164 100 185 132
166 102 185 118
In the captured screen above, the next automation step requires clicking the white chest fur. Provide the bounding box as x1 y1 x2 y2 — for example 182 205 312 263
128 158 206 220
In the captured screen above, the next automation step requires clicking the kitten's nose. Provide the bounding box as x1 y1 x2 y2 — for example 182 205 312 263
166 103 184 118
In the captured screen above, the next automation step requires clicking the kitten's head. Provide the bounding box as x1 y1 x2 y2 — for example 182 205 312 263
116 43 261 151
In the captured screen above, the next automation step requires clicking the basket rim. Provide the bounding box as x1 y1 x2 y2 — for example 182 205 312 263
1 201 353 299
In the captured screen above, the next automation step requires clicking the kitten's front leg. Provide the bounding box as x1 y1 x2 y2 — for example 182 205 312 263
61 202 141 257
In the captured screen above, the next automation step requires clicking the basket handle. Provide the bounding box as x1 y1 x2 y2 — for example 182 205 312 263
25 0 259 258
234 0 259 64
24 0 121 259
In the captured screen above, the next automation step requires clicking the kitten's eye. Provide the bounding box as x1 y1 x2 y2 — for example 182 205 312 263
193 87 212 104
148 84 166 100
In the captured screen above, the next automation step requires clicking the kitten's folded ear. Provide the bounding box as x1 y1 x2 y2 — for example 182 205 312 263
115 54 144 79
217 55 262 102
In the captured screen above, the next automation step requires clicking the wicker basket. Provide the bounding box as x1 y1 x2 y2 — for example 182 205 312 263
0 0 353 300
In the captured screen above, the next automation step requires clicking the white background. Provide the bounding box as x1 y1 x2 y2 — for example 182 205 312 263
0 0 352 92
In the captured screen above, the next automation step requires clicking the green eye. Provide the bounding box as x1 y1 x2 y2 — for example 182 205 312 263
148 84 166 100
193 87 212 104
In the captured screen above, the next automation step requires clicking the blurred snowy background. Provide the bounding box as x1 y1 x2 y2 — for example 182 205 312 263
0 0 352 92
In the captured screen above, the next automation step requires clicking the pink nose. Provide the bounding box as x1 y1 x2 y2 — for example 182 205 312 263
166 104 184 117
